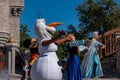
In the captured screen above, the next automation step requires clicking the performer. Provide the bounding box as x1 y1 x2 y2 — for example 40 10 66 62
66 46 82 80
81 31 105 78
65 36 88 80
23 38 39 78
31 18 74 80
29 39 39 77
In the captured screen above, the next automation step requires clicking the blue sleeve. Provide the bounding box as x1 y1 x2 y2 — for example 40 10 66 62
69 40 87 47
79 45 88 51
95 40 105 46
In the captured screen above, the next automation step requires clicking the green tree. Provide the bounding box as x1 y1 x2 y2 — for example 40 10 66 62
67 24 78 38
76 0 120 36
67 24 87 40
20 24 31 52
51 31 68 61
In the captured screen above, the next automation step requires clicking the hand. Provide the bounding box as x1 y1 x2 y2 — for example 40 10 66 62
65 34 75 42
84 52 89 56
87 39 91 42
102 46 105 49
71 34 76 41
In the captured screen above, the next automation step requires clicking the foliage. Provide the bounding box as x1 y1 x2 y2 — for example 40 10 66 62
56 0 120 61
57 43 68 61
51 31 68 61
20 24 31 52
67 24 88 40
67 24 79 39
76 0 120 37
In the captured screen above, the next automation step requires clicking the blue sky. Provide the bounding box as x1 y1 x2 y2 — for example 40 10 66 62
20 0 120 38
20 0 83 38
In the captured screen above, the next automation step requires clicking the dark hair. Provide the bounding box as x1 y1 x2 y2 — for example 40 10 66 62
30 47 38 53
67 44 78 56
23 39 31 48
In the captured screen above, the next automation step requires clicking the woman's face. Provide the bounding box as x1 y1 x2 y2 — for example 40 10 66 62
95 36 99 40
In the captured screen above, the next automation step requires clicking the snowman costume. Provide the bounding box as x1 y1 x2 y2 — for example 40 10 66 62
31 19 62 80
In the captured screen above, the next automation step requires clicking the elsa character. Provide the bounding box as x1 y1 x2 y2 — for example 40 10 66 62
81 31 105 78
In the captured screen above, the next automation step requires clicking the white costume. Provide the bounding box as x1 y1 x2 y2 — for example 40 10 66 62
31 19 62 80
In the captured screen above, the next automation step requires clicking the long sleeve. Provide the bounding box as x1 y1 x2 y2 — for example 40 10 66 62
92 39 105 48
96 41 104 46
69 40 87 47
79 45 88 51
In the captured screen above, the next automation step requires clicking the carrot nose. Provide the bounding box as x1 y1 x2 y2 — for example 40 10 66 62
48 22 63 27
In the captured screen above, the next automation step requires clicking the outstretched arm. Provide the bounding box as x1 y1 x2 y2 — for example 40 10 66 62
55 34 74 44
42 31 74 46
69 40 87 47
96 40 105 48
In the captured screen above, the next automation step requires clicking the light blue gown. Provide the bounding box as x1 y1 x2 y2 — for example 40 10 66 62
81 39 104 78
